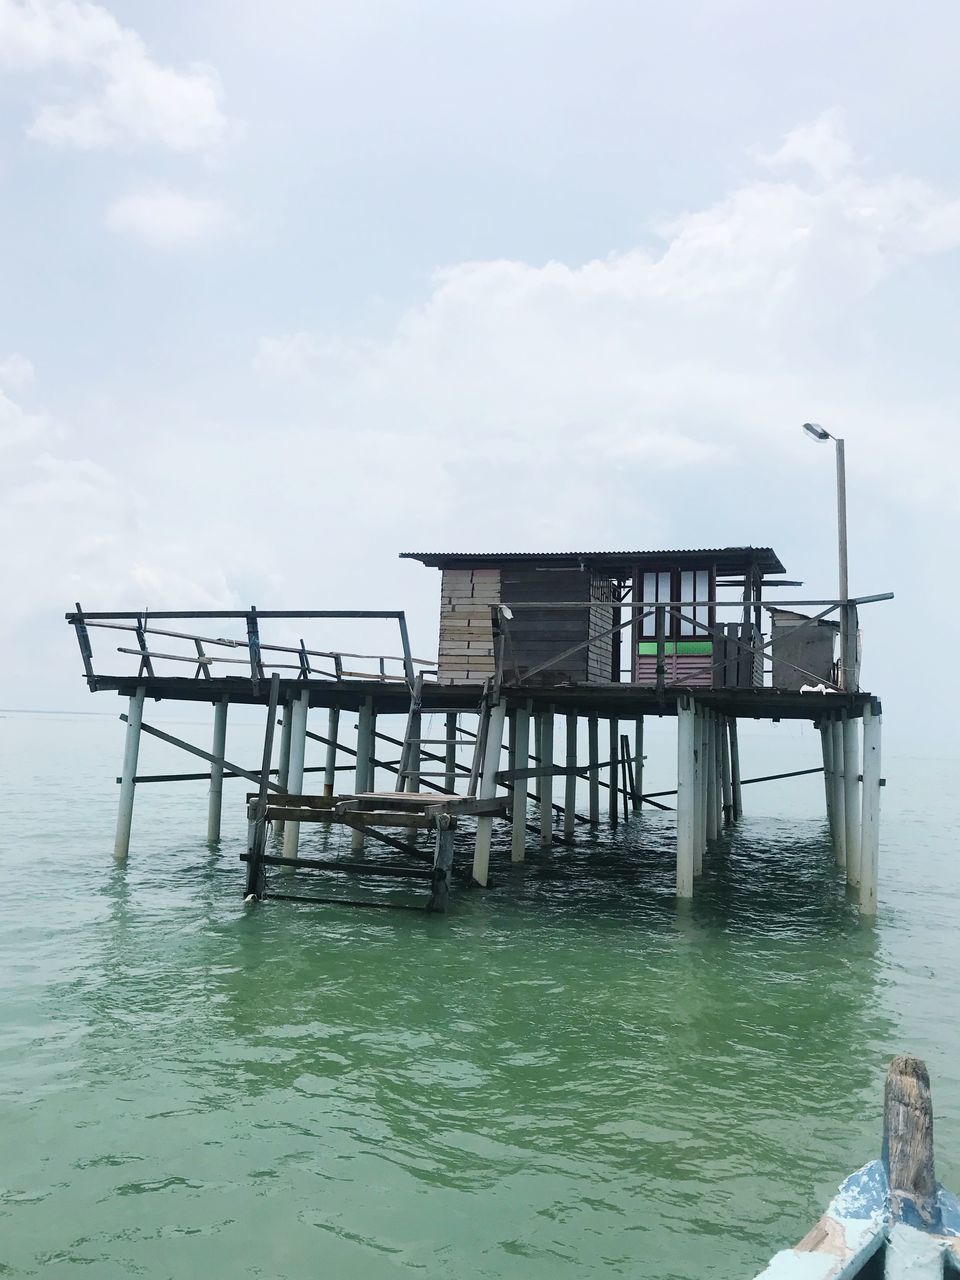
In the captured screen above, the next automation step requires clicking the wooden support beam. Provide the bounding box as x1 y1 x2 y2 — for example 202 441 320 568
819 717 836 850
608 716 619 825
323 706 340 797
633 716 643 813
729 717 742 821
274 698 294 837
859 701 882 915
122 714 284 793
511 702 530 862
282 689 309 860
242 853 433 880
564 714 577 839
676 697 696 898
831 714 846 868
352 696 373 851
207 696 229 843
720 715 733 826
539 707 554 848
588 715 600 824
427 815 455 912
114 685 145 859
843 711 861 887
473 699 507 886
444 712 458 795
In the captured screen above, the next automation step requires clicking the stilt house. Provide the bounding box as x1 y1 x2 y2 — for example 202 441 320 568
400 547 787 688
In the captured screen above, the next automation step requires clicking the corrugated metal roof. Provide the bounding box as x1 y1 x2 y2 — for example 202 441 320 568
400 546 787 574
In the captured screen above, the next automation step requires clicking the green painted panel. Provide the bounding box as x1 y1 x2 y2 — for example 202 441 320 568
637 641 713 656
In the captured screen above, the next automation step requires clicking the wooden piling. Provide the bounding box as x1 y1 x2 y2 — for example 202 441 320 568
539 707 554 848
352 696 373 851
323 706 340 798
608 716 619 825
282 689 309 859
114 685 145 859
588 715 600 824
729 716 742 821
244 674 280 899
720 715 733 825
842 712 861 886
676 696 696 898
207 696 229 843
831 714 846 868
819 717 835 850
633 716 643 813
274 699 293 837
563 713 577 839
473 699 507 886
706 711 719 845
859 701 882 915
883 1055 940 1231
511 702 530 862
444 712 458 795
427 816 455 912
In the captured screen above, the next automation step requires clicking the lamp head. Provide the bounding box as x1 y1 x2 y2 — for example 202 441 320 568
802 422 830 442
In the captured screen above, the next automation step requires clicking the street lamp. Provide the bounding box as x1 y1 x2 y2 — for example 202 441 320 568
802 422 850 688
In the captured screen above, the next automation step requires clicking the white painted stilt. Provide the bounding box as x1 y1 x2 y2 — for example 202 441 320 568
843 712 861 887
676 697 696 898
114 685 146 859
860 702 882 914
473 698 508 886
323 706 340 798
274 699 293 838
368 709 378 793
207 696 229 843
511 702 530 862
282 689 309 859
588 715 600 824
406 710 421 793
563 713 577 839
729 717 742 821
721 715 733 826
831 714 846 868
351 696 373 852
539 707 554 848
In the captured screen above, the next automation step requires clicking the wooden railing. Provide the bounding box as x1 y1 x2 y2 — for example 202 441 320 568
66 606 433 691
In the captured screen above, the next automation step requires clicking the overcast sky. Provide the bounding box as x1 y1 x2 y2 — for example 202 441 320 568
1 0 957 743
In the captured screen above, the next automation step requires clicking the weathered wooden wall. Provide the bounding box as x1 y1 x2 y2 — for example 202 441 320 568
500 567 590 684
437 568 500 683
587 573 616 682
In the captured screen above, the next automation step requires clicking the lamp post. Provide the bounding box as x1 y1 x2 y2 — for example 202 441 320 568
802 423 852 690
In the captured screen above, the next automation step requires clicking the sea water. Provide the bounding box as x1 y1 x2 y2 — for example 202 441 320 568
1 709 957 1279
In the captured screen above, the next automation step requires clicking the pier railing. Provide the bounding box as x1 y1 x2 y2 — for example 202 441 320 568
66 606 434 691
497 593 893 693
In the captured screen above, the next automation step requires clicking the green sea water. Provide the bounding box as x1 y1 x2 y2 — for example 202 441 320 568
1 710 957 1279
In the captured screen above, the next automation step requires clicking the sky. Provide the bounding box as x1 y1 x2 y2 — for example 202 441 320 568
1 0 958 744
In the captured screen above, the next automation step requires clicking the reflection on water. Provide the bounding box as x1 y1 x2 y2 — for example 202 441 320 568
0 714 956 1280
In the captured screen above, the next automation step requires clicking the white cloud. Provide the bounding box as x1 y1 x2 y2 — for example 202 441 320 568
253 113 960 503
105 185 228 248
0 0 227 151
0 352 36 391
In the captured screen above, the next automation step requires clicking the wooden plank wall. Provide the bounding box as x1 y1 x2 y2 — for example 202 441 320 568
635 652 714 688
500 567 590 684
438 568 500 683
587 573 616 682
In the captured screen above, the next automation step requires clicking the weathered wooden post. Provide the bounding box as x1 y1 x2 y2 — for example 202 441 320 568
511 702 530 862
406 708 421 793
245 673 280 900
588 714 600 824
608 716 619 825
539 706 554 848
842 711 861 886
633 716 643 813
323 706 340 797
818 717 835 848
676 696 696 898
859 700 882 915
352 696 373 851
883 1055 940 1231
720 715 733 825
207 695 229 843
831 714 846 867
473 698 507 886
427 814 456 912
282 688 310 859
706 711 719 845
274 698 293 838
115 684 146 859
729 717 742 821
563 713 577 839
444 712 458 794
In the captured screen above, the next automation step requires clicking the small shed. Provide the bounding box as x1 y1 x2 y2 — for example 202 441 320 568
768 608 839 690
401 547 786 688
